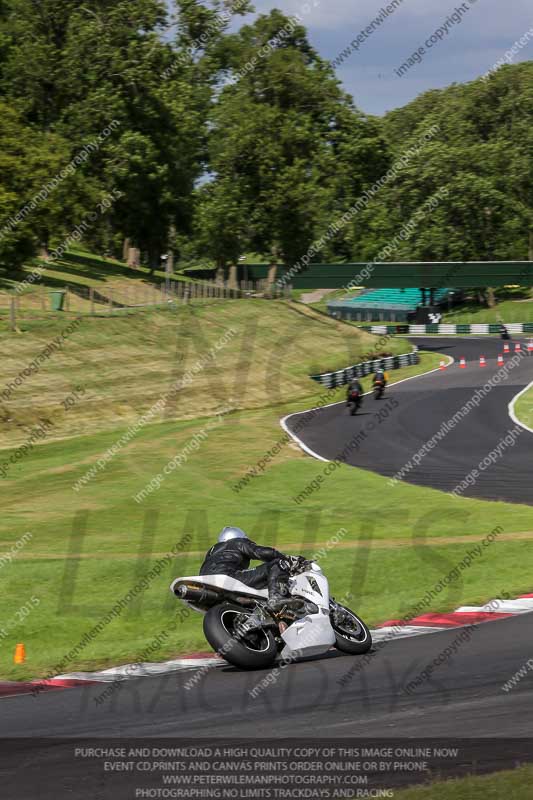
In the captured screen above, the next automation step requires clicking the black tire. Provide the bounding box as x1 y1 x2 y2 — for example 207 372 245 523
203 602 278 669
331 605 372 655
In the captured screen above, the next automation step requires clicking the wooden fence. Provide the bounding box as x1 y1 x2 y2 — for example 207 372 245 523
0 279 291 329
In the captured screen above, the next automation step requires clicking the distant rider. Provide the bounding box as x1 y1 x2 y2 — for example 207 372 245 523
346 376 363 405
373 367 388 388
200 527 305 612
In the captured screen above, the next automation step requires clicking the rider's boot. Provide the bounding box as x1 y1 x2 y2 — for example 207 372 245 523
267 590 305 614
266 564 305 614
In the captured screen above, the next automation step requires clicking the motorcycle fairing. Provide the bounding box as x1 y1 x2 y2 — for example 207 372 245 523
289 568 329 612
279 613 336 660
278 566 334 659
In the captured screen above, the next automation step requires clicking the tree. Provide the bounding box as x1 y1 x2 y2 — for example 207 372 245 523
0 100 83 273
362 63 533 266
196 9 388 270
0 0 249 266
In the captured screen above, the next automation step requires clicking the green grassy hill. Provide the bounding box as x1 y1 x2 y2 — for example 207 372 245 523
3 345 533 681
0 299 409 448
2 297 533 681
0 249 193 316
0 249 186 293
443 295 533 324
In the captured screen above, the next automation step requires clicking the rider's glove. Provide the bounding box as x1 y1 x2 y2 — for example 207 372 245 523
279 555 308 573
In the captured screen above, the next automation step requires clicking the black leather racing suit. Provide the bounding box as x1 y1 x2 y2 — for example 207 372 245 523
200 539 291 599
346 379 363 402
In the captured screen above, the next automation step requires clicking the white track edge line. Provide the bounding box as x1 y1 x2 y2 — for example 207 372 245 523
280 353 455 463
10 594 530 687
51 602 530 683
508 378 533 436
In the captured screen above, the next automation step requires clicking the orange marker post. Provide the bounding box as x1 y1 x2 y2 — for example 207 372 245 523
14 643 26 664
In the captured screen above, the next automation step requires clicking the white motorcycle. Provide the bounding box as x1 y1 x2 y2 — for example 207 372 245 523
170 560 372 669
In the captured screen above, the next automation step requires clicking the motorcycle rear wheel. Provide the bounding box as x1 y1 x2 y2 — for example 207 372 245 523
331 605 372 655
203 602 278 669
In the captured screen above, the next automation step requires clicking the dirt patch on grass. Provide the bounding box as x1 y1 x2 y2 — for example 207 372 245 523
17 530 533 559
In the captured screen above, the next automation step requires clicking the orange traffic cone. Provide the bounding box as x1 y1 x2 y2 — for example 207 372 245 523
479 355 487 367
14 643 26 664
504 343 510 354
528 341 533 355
459 357 466 368
497 354 504 366
439 360 447 370
515 342 522 352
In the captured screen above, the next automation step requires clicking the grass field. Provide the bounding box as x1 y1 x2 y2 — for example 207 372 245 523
0 254 179 319
396 765 533 799
443 298 533 324
1 300 533 680
0 300 411 449
0 249 186 293
513 383 533 429
0 249 197 317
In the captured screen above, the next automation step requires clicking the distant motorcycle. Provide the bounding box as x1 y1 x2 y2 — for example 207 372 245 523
500 325 511 341
347 390 362 416
373 379 385 400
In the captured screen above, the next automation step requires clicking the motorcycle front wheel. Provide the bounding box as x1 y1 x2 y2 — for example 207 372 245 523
203 602 278 669
330 605 372 655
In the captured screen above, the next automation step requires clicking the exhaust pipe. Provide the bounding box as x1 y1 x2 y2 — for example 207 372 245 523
174 584 219 605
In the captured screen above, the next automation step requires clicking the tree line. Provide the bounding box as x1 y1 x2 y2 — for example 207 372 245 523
0 0 531 279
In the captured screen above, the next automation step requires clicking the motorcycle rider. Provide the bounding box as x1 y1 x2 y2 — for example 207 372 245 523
346 375 363 406
373 366 388 388
200 527 305 612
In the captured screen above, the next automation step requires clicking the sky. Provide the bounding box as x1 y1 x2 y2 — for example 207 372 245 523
235 0 533 115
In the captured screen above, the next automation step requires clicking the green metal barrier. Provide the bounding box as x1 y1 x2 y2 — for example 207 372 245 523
310 350 420 389
183 262 533 289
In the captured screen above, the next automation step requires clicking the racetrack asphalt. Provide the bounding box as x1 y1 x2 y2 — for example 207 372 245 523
1 612 533 796
1 611 532 739
285 337 533 505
